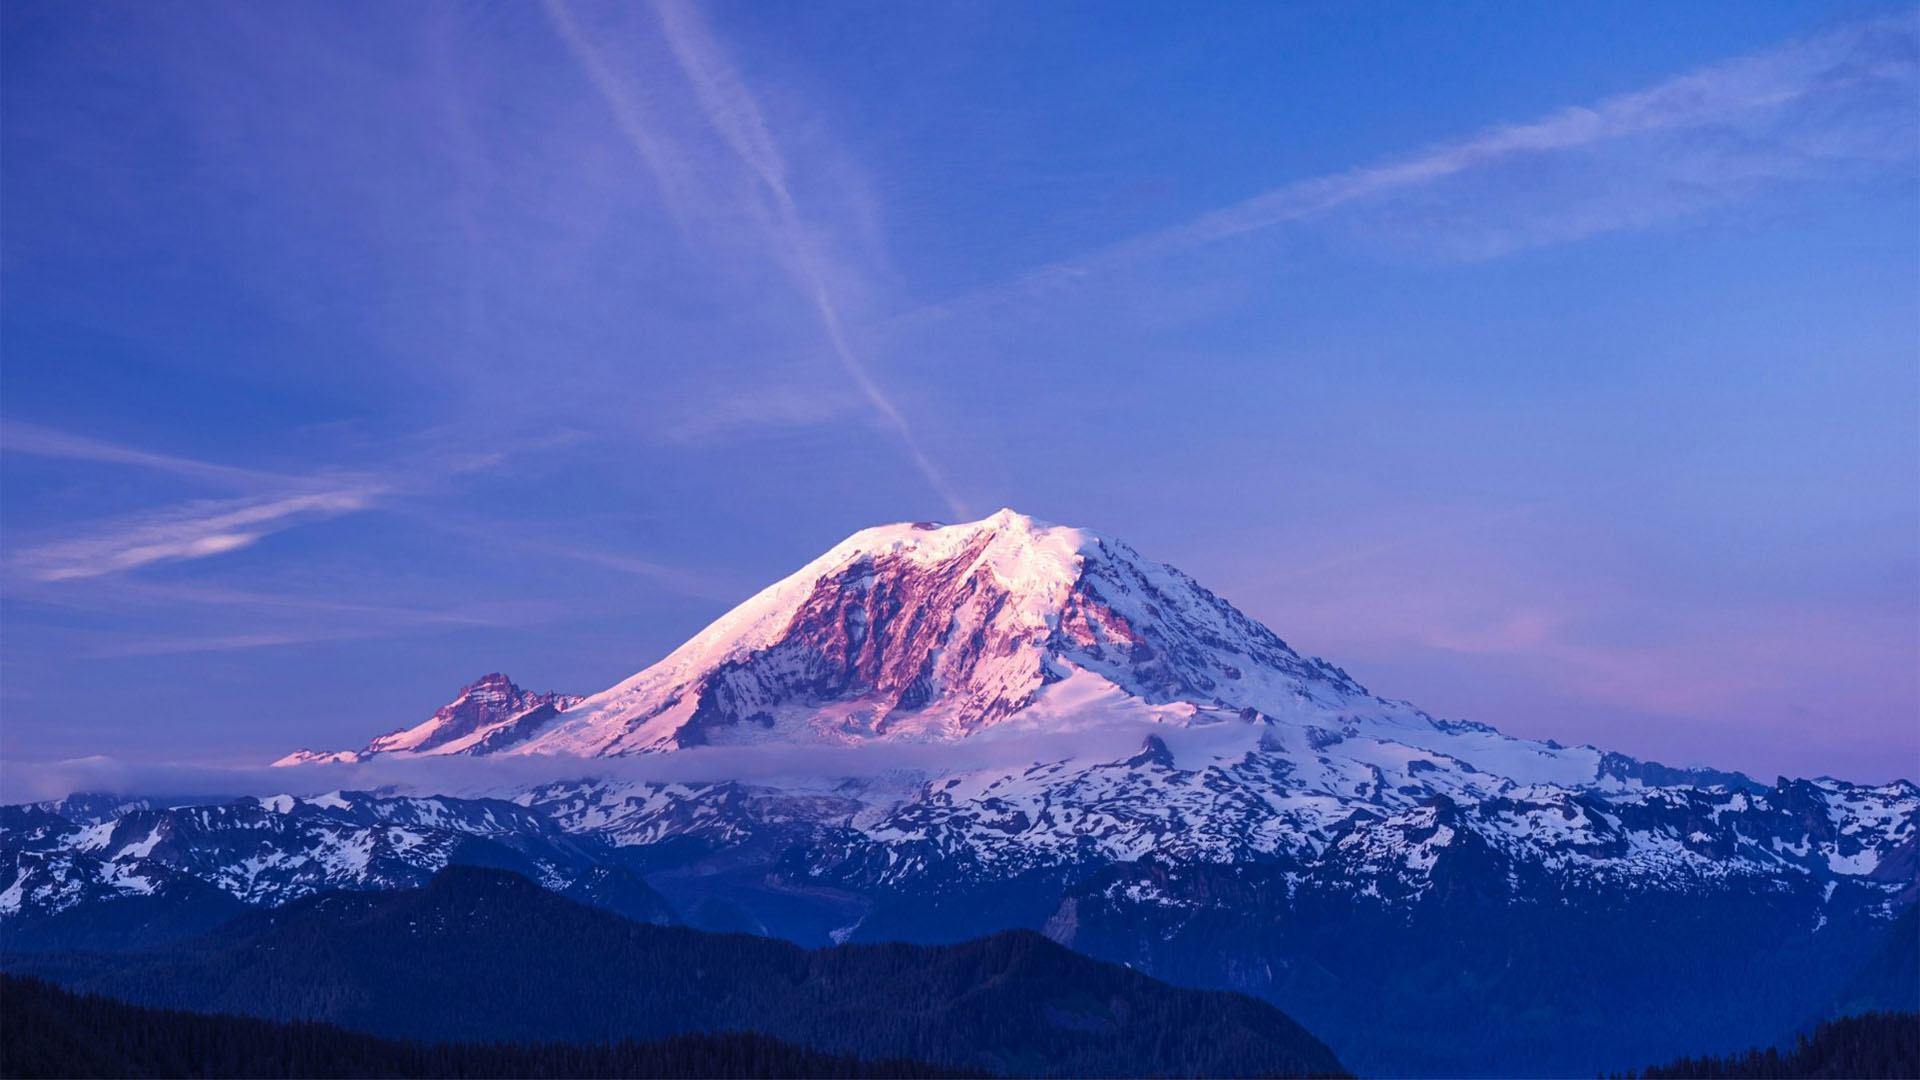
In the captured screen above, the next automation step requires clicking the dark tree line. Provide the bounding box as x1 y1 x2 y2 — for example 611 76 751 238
0 975 978 1080
1616 1012 1919 1080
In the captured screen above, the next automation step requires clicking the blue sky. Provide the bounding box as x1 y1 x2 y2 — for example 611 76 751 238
2 1 1915 781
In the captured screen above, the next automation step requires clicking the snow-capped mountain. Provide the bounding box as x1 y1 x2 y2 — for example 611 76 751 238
253 509 1915 912
0 791 675 935
283 511 1376 757
515 748 1915 905
281 511 1624 775
6 510 1914 1075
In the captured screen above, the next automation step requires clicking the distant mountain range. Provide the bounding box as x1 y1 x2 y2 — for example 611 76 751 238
4 511 1914 1076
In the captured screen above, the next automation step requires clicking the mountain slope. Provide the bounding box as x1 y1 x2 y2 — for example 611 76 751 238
1816 904 1920 1021
3 866 1346 1079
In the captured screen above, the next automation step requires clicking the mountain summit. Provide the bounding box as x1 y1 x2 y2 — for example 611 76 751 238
272 510 1739 794
275 509 1537 768
510 508 1375 755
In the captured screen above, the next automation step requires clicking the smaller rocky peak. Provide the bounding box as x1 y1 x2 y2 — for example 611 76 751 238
1126 735 1179 770
454 672 519 701
359 673 581 757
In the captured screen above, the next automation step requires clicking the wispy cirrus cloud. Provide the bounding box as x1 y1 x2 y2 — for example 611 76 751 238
3 420 390 581
12 487 386 582
86 622 490 659
914 12 1918 319
0 420 283 486
1 569 572 659
1 420 593 584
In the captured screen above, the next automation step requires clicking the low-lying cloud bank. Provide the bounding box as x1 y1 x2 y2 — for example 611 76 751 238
0 723 1182 806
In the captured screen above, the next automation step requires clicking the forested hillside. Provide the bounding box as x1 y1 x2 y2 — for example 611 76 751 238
0 975 972 1079
1625 1012 1919 1079
3 866 1345 1079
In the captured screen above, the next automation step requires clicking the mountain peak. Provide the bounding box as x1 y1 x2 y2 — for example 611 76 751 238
980 506 1053 532
455 512 1372 756
817 508 1093 577
353 674 582 758
277 512 1375 762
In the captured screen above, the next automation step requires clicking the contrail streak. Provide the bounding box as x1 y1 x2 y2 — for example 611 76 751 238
539 0 697 235
541 0 968 519
652 0 968 519
901 12 1916 323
